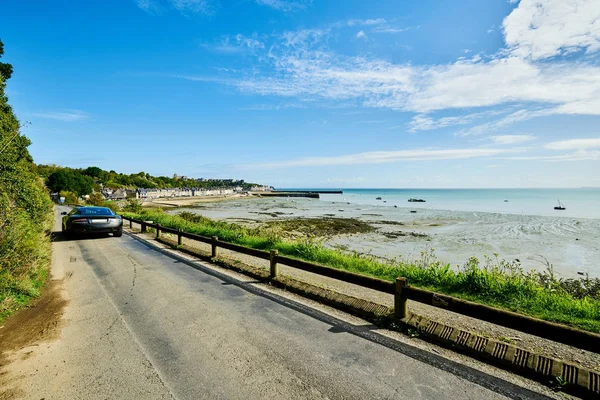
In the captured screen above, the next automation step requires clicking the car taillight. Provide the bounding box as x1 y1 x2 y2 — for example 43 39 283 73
72 218 87 223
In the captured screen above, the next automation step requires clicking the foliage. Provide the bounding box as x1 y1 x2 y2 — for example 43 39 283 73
84 192 121 212
123 198 143 213
47 168 94 196
124 210 600 333
86 192 106 206
59 190 79 205
0 39 13 81
104 201 121 213
0 41 53 323
36 163 263 191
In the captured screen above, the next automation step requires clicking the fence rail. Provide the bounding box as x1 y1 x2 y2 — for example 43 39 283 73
122 215 600 354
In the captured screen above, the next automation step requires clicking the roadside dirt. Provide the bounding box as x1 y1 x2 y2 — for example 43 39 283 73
0 279 67 399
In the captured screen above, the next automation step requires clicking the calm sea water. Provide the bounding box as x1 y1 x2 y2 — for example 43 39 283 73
283 188 600 219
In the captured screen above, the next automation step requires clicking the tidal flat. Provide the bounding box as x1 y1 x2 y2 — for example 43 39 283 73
168 197 600 278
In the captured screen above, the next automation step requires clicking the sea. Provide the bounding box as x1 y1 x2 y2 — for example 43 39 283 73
281 188 600 219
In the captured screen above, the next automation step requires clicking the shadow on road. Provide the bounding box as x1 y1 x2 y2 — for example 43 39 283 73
50 231 116 242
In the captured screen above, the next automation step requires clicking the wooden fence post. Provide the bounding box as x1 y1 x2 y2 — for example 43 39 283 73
141 221 146 233
395 277 408 319
211 236 218 258
129 219 132 229
270 249 279 279
178 229 182 246
155 224 160 239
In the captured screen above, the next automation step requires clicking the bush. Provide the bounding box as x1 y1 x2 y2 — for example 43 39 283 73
0 41 53 323
86 192 106 206
59 190 79 204
122 198 143 213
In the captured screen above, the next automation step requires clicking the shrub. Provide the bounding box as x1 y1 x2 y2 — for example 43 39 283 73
0 41 53 322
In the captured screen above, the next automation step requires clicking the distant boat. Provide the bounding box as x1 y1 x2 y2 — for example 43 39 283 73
408 198 426 203
554 200 566 210
376 197 382 200
504 200 509 202
410 210 417 213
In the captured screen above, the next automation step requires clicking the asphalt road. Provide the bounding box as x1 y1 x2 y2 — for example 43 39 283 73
3 207 557 399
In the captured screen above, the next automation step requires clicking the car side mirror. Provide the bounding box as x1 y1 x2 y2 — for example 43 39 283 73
61 211 67 215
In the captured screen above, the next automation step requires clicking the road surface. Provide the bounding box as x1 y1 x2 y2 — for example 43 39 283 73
0 207 559 399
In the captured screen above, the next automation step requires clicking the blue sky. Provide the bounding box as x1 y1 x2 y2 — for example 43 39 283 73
2 0 600 188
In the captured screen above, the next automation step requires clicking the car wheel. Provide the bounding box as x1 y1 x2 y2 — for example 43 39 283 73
114 228 123 237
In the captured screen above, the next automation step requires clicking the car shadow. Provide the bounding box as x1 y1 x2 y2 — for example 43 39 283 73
50 231 114 242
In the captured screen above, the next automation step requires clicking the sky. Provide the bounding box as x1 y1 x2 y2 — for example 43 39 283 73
1 0 600 188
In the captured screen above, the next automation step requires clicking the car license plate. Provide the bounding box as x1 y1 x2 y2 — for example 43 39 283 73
90 219 108 223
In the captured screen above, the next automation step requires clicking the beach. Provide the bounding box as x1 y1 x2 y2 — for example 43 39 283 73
166 194 600 278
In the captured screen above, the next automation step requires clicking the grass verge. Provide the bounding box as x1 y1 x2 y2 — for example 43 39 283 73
0 206 53 325
124 209 600 333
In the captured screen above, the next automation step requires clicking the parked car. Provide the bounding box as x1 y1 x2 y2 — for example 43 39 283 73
61 206 123 237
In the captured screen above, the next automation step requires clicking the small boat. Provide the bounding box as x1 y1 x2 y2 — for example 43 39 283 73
554 200 566 210
504 200 508 202
408 198 426 203
376 197 382 200
394 205 398 208
410 210 417 213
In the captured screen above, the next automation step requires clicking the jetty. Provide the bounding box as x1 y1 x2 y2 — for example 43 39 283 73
252 191 320 198
273 190 343 194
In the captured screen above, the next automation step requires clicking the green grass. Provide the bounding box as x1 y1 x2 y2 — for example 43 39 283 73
0 204 53 325
124 209 600 333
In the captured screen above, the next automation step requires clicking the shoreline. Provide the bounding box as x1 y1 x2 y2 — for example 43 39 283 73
163 196 600 278
141 194 254 208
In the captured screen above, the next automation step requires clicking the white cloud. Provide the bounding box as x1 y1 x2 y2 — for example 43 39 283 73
256 0 311 11
201 34 264 53
243 147 520 169
31 110 91 122
408 110 506 132
233 50 600 117
502 151 600 161
405 57 600 113
176 0 600 136
489 134 536 145
544 138 600 151
170 0 213 14
239 103 306 110
347 18 386 26
503 0 600 60
458 108 555 136
374 27 410 34
136 0 161 13
356 30 366 39
136 0 213 14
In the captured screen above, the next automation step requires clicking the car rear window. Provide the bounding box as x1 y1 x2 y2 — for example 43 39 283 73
77 207 114 216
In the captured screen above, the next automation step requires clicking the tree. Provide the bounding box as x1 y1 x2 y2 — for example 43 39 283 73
59 190 78 204
0 39 13 81
86 192 106 206
83 166 103 178
47 169 93 196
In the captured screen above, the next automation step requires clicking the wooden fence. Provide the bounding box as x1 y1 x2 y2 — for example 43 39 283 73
122 215 600 354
